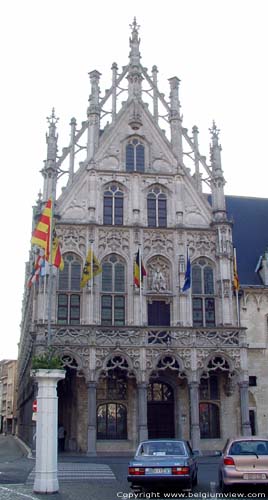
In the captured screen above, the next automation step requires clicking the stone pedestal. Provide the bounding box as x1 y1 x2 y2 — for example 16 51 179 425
31 369 65 494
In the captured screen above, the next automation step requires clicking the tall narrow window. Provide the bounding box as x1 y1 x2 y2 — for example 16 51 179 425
192 259 215 327
57 253 82 324
147 187 167 227
126 138 145 172
103 185 124 225
101 254 126 326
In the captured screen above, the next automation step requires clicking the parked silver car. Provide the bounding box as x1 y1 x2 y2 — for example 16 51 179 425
128 439 198 491
218 437 268 491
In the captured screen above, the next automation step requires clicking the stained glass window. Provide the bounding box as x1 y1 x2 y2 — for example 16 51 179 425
97 403 127 439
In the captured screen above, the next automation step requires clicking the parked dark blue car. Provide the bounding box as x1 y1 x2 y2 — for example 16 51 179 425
128 439 198 491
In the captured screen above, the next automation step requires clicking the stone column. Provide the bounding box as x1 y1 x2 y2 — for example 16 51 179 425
189 381 200 452
31 369 66 494
137 382 148 442
87 381 97 456
239 381 252 436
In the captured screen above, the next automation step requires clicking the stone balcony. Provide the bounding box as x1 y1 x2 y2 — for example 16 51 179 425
33 324 247 350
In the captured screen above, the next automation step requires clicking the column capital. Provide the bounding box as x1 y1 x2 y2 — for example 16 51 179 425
188 380 200 389
239 380 249 390
87 381 97 389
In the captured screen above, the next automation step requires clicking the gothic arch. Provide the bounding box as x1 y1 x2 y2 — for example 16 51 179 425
54 349 84 374
200 352 238 382
102 179 128 193
149 353 184 378
145 182 171 196
95 352 137 381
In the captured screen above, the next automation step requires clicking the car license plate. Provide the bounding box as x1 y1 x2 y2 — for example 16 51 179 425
145 468 171 474
243 473 266 480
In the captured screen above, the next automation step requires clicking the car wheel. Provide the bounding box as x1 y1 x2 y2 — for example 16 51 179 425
219 474 230 493
193 472 198 486
184 477 193 491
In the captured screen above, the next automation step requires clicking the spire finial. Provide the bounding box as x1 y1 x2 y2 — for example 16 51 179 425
209 120 220 143
129 17 140 37
46 107 59 127
129 17 141 67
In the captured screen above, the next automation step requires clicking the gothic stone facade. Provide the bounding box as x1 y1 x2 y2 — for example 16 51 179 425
17 20 267 454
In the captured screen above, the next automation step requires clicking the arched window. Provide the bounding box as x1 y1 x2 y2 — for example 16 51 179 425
126 138 145 172
103 184 124 225
101 254 126 326
192 259 215 327
199 375 220 438
57 253 82 324
147 187 167 227
97 403 127 439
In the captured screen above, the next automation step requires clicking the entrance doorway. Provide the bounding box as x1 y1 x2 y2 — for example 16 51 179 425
147 381 175 438
148 301 170 326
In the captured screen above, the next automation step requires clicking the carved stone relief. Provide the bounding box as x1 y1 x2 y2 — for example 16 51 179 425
58 226 86 254
98 228 130 254
186 232 216 259
144 230 174 256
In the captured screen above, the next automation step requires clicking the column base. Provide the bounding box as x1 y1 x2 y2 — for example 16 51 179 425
138 425 148 442
33 476 59 494
242 423 252 436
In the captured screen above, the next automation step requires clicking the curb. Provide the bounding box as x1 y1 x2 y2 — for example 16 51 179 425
14 435 34 460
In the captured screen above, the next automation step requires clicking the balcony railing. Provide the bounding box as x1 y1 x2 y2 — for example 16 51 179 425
34 324 247 349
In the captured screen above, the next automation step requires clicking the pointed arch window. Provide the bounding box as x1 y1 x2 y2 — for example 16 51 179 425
147 186 167 227
57 253 82 324
101 254 126 326
192 258 215 327
126 138 145 172
103 184 124 225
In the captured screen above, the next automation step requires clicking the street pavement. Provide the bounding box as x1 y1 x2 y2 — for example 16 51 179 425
1 434 268 499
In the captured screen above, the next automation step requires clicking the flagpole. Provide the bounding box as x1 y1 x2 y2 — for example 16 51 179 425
234 247 240 326
90 239 94 324
47 197 54 351
43 274 47 323
139 244 143 325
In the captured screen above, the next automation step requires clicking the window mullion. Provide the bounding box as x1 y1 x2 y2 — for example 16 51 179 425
134 145 136 171
112 194 115 225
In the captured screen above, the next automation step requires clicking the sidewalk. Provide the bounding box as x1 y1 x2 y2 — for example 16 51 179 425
0 434 129 500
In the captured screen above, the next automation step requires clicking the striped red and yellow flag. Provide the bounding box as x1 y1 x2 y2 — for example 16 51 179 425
52 229 64 270
31 198 52 258
233 248 240 291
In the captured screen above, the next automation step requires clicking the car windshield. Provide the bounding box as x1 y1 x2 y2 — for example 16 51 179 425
138 441 186 456
229 441 268 455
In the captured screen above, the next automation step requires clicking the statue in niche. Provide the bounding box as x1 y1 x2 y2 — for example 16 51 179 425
152 265 167 291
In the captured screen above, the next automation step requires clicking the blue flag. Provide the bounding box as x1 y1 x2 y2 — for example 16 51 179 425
182 250 191 292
